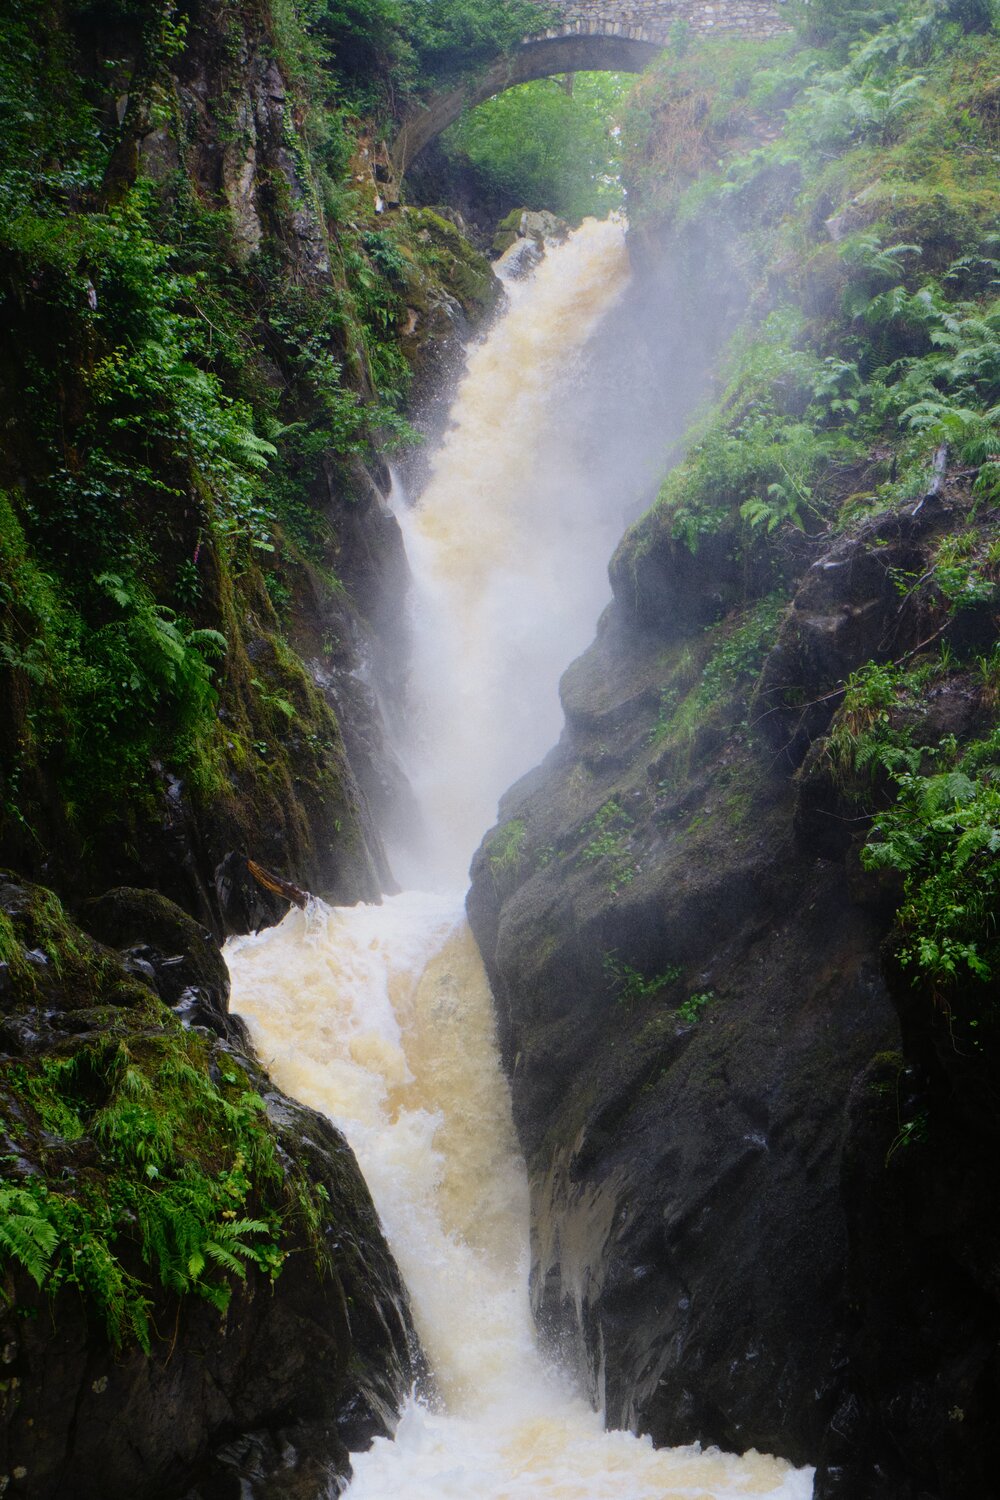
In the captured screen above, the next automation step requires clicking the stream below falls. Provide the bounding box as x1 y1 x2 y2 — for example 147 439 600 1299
225 219 816 1500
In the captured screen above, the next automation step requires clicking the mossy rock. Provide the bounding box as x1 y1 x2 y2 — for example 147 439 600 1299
492 208 571 255
400 207 502 321
492 208 525 254
0 872 418 1495
0 871 152 1018
80 887 228 1000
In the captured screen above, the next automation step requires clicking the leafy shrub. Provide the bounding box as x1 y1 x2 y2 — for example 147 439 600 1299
648 595 787 756
581 799 635 893
603 950 682 1006
821 660 919 787
1 1036 284 1349
864 751 1000 991
652 312 865 547
401 0 557 81
791 0 902 50
676 990 715 1025
487 817 526 877
0 884 325 1354
309 0 558 105
443 74 626 223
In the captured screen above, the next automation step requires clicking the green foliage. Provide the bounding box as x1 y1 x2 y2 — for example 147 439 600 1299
2 1035 285 1349
859 284 1000 476
487 817 526 877
307 0 411 109
581 799 635 893
930 528 1000 608
627 8 1000 564
0 877 327 1351
443 74 626 223
0 0 445 863
886 1106 929 1162
1 492 227 808
822 659 921 787
620 32 807 227
702 594 788 700
791 0 906 54
658 314 864 547
400 0 558 83
603 950 682 1006
863 737 1000 992
792 70 928 149
676 990 715 1025
792 0 999 57
818 653 1000 999
0 1186 59 1288
435 6 1000 1050
308 0 558 107
649 595 787 756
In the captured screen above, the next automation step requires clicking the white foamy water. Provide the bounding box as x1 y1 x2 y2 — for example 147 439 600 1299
391 218 635 889
226 894 811 1500
225 220 815 1500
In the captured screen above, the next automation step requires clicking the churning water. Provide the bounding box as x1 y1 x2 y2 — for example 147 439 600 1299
225 220 815 1500
390 217 635 889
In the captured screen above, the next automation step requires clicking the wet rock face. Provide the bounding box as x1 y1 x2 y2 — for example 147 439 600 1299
392 208 505 497
468 697 897 1463
814 1047 1000 1500
752 498 953 768
0 878 418 1499
468 471 995 1485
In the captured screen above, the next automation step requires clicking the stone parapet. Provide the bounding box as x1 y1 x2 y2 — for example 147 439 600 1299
532 0 791 44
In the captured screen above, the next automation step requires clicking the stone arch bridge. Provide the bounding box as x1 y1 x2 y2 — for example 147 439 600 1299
390 0 791 176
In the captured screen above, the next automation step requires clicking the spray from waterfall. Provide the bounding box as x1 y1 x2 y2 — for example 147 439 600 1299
390 218 632 889
225 219 815 1500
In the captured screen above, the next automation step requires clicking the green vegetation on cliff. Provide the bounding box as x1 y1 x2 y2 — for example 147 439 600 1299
296 0 556 110
620 2 1000 1009
464 12 1000 1489
0 0 500 915
0 876 326 1351
0 0 498 1379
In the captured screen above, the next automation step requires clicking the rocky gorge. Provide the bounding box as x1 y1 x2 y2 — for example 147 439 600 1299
3 0 1000 1496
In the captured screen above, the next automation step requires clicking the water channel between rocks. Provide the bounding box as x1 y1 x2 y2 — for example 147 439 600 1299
225 218 816 1500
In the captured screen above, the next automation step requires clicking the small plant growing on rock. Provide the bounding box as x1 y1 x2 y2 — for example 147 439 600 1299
676 990 715 1025
487 818 526 880
581 799 635 893
603 950 682 1007
863 752 1000 992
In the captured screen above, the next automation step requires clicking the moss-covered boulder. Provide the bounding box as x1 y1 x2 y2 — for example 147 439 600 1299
0 875 418 1497
491 208 571 256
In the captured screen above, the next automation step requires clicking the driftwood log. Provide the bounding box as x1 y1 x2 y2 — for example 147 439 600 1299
246 858 310 909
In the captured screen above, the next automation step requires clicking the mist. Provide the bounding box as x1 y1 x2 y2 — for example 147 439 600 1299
389 209 743 890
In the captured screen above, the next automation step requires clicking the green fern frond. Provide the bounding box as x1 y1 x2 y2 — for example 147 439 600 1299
0 1187 59 1286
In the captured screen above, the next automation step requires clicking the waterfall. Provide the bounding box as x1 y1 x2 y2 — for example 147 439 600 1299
390 217 636 889
225 219 815 1500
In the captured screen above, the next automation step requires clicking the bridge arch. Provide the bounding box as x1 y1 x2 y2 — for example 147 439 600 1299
391 32 659 177
390 1 791 177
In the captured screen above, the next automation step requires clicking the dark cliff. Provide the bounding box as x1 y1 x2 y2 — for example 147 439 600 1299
0 874 419 1497
469 15 1000 1498
0 0 501 934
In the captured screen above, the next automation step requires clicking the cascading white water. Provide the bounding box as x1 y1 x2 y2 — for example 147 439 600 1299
225 220 815 1500
390 218 637 890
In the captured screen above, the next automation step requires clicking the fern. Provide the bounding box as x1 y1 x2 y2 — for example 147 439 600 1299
1 1023 295 1350
0 1185 58 1286
863 748 1000 993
